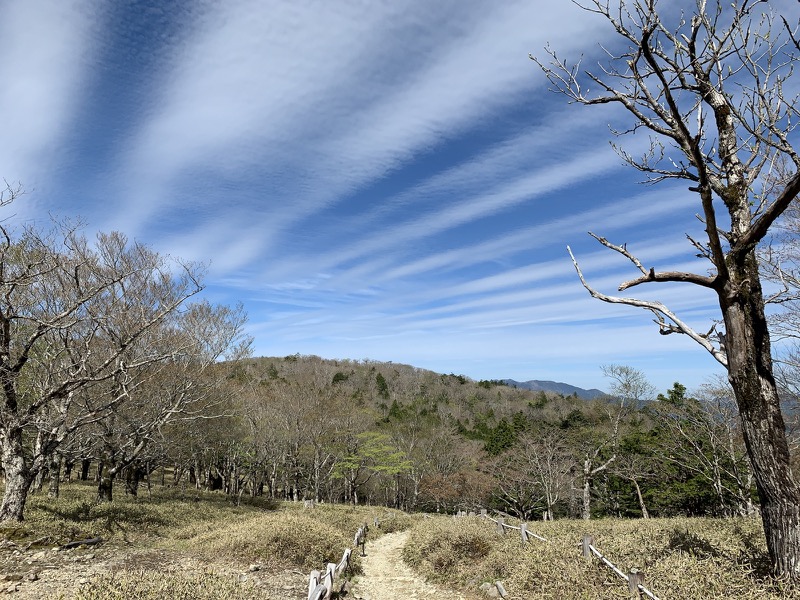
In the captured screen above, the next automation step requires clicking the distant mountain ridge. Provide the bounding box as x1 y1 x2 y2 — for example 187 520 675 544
502 379 606 399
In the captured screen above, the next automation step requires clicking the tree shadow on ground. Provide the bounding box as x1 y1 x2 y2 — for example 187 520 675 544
667 528 723 559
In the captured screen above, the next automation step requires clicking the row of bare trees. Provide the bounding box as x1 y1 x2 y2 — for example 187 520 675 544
97 352 758 527
0 187 250 519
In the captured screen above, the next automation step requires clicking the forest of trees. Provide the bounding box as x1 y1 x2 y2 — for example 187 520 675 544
42 351 793 526
0 185 251 519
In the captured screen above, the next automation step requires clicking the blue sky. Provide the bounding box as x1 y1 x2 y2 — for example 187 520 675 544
1 0 739 394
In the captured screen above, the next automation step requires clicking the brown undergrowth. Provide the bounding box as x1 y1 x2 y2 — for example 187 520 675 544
402 515 799 600
0 483 406 599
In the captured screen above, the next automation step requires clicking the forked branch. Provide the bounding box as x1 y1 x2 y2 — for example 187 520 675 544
568 245 727 366
588 233 718 290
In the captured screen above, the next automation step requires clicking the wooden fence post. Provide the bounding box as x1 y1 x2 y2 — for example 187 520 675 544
308 570 321 600
324 563 336 600
520 522 530 544
480 508 487 517
628 569 644 599
336 548 352 576
496 517 506 535
355 525 366 557
309 584 326 600
582 535 594 559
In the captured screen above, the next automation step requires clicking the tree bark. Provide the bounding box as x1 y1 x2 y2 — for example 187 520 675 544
97 471 115 502
124 465 142 497
722 252 800 575
80 459 91 481
0 430 36 522
581 461 591 520
48 453 62 499
631 477 648 519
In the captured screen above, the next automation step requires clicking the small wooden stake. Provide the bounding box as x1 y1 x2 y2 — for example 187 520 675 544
324 563 336 600
520 522 530 544
628 568 644 598
496 517 506 535
308 570 321 600
582 534 594 559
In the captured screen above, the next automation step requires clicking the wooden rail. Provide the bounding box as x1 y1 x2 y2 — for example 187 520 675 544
582 535 659 600
453 510 660 600
306 522 367 600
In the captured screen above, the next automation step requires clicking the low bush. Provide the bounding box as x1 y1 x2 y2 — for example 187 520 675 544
183 511 362 573
284 501 376 537
374 510 414 533
404 519 496 579
10 483 277 545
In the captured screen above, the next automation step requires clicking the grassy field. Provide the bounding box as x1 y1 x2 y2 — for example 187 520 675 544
402 514 800 599
0 482 406 599
0 483 797 599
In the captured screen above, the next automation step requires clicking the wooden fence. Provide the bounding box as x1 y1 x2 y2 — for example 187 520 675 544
305 522 366 600
454 510 661 600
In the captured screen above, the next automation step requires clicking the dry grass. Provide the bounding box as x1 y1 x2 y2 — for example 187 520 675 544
0 484 390 599
70 570 260 600
403 515 800 599
0 482 276 545
178 511 361 572
18 484 790 599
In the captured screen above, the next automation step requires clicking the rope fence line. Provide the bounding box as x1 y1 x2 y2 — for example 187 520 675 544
479 511 550 543
452 510 661 600
583 535 660 600
306 522 367 600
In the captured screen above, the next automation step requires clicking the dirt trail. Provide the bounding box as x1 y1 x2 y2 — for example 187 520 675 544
350 531 473 600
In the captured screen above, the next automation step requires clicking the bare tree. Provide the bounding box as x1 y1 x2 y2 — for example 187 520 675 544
577 365 653 519
533 0 800 576
0 196 205 521
520 430 574 520
92 301 251 502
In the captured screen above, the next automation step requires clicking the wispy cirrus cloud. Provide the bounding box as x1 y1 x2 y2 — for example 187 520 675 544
106 1 609 236
0 0 99 213
2 0 733 392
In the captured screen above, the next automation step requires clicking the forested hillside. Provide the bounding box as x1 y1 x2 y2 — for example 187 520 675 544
56 353 776 522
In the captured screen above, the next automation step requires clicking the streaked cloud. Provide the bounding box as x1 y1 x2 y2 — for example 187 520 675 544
0 0 736 392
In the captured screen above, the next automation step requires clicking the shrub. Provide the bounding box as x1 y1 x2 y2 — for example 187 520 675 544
186 512 362 573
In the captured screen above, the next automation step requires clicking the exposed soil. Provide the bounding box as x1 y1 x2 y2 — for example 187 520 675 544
0 530 483 599
0 538 309 599
350 531 479 600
